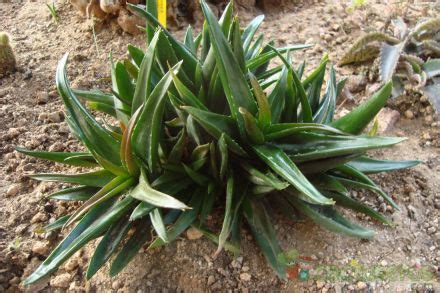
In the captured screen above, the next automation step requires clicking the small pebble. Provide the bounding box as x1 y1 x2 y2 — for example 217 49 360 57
31 212 48 224
207 275 215 286
356 281 367 290
9 276 20 285
36 91 49 104
404 110 414 119
6 184 19 197
316 280 325 289
427 227 436 235
186 227 203 240
240 273 251 282
112 280 122 290
48 112 61 123
50 273 72 288
64 258 79 272
32 241 50 255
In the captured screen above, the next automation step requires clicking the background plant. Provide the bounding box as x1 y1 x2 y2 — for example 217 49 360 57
20 0 418 284
339 17 440 112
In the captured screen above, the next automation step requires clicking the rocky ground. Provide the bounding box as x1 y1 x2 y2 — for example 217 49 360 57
0 0 439 291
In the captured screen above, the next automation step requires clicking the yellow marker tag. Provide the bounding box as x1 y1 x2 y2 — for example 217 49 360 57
158 0 167 28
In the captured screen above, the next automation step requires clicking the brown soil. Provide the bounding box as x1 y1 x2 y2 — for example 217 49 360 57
1 0 439 291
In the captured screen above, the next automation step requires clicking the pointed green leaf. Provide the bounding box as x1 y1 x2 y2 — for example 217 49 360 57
24 197 133 285
109 217 151 276
247 45 312 70
16 147 97 167
131 62 182 172
242 15 264 54
231 17 246 73
249 72 271 130
113 61 135 105
30 169 115 187
56 54 123 172
347 156 420 173
252 144 334 205
130 202 154 221
181 106 246 156
331 82 392 134
131 30 160 112
265 123 344 140
217 174 245 254
201 0 257 136
239 107 265 144
218 134 228 180
72 88 114 105
241 163 288 190
63 176 134 228
287 197 375 238
130 169 189 210
41 215 70 233
149 193 203 248
313 66 337 124
150 208 168 242
49 186 98 201
128 3 198 79
275 133 405 163
242 198 286 279
86 215 131 279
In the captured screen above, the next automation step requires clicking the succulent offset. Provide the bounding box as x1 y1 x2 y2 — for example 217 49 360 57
21 1 419 283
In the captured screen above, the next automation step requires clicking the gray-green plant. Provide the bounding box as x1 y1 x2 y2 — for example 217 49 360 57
339 17 440 112
21 0 419 284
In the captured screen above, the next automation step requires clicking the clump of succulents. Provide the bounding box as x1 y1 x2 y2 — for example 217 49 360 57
21 1 419 284
339 17 440 112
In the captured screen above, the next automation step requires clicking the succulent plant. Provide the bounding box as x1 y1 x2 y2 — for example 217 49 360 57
21 1 419 284
339 17 440 112
0 32 16 77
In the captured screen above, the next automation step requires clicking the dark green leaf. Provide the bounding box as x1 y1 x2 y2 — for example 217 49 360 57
149 192 203 248
24 197 133 284
131 62 182 173
49 186 98 201
86 215 131 279
287 196 375 238
181 106 246 156
130 169 189 210
249 72 271 130
242 15 264 54
264 123 344 140
201 0 257 136
239 107 265 144
242 198 286 278
56 54 123 173
346 156 419 173
275 133 405 163
131 30 160 112
252 144 334 205
331 82 392 134
109 217 151 276
30 169 115 187
16 147 97 167
42 215 70 233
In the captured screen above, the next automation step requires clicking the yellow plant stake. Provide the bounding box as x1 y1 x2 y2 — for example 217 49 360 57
157 0 167 28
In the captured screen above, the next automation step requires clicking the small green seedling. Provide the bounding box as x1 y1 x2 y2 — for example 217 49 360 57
46 2 60 23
